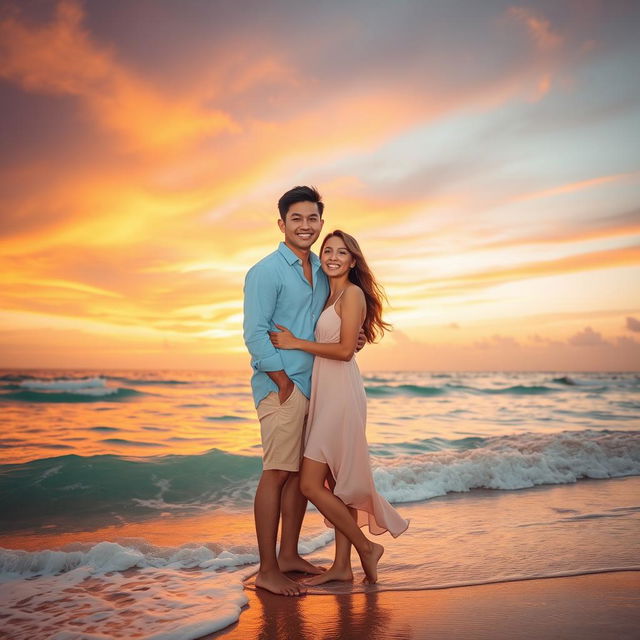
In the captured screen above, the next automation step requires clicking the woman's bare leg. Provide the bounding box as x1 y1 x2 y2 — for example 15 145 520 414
305 471 355 585
299 458 383 584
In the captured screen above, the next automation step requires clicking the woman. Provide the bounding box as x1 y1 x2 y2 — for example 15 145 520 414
270 230 408 585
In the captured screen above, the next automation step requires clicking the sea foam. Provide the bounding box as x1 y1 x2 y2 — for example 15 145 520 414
0 531 340 639
0 561 251 640
373 430 640 503
0 376 146 402
19 377 108 391
0 529 334 579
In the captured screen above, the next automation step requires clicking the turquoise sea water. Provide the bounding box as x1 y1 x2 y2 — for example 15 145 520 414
0 370 639 638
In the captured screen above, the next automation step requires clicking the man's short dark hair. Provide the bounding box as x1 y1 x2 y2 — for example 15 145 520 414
278 186 324 220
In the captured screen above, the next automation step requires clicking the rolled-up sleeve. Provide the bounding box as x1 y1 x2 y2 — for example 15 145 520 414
243 265 284 372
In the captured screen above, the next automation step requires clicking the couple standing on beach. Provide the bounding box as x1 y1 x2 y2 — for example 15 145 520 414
243 186 408 596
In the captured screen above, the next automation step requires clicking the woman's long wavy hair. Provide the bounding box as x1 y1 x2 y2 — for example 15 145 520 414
320 230 392 343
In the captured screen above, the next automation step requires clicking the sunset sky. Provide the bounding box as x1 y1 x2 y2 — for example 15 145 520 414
1 0 639 371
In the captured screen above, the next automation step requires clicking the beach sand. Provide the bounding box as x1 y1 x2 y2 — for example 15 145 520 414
206 570 639 640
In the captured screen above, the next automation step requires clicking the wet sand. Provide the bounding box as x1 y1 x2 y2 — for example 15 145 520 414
206 570 640 640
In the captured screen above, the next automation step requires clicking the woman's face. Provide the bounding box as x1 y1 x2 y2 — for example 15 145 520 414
321 235 355 278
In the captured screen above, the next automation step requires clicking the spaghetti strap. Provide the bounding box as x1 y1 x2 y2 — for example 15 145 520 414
331 289 346 307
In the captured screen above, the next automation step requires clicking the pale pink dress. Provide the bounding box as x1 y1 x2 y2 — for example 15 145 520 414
304 293 409 538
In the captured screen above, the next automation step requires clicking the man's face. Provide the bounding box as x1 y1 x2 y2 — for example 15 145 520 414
278 201 324 253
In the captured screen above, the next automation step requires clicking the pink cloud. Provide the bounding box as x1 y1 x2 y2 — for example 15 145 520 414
506 6 563 52
626 316 640 332
568 326 608 347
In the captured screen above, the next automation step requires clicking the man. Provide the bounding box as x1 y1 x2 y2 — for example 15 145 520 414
243 185 329 596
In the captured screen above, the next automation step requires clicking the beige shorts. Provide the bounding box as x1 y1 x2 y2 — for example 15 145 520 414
256 384 309 472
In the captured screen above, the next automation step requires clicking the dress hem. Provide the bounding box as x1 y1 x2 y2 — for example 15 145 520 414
302 453 327 464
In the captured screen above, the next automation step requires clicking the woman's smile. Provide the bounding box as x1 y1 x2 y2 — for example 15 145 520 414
321 236 354 277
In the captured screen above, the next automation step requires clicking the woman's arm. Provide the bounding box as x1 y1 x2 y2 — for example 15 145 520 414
270 286 365 361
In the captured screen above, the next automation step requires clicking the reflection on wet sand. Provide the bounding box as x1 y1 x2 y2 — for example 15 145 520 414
207 572 640 640
210 586 411 640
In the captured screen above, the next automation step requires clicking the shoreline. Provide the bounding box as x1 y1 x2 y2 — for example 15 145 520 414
207 570 640 640
241 565 640 596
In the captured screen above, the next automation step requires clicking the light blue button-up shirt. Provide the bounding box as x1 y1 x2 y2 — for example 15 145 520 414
243 242 329 407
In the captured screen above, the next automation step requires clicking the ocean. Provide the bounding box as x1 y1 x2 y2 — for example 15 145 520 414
0 370 639 639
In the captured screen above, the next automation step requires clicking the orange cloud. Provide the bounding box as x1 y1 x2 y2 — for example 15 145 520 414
484 244 638 282
503 5 564 100
513 171 639 203
507 6 563 51
386 245 640 299
482 208 640 251
0 0 236 152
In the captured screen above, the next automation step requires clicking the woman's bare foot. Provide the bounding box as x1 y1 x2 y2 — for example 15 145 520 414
278 554 325 575
359 542 384 584
255 569 307 596
304 564 353 586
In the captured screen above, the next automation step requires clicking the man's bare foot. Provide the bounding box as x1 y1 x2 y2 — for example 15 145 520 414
359 542 384 584
278 554 325 575
255 569 307 596
304 565 353 586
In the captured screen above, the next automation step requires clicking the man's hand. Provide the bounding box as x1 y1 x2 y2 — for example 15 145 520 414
278 377 295 405
266 369 295 405
355 328 366 352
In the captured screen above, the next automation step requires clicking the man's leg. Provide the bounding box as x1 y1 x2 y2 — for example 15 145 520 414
259 392 321 574
254 469 306 596
277 472 324 574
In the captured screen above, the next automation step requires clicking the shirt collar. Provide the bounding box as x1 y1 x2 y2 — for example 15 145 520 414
278 242 320 269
